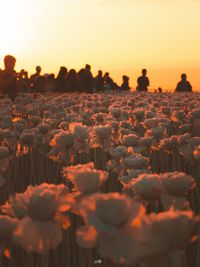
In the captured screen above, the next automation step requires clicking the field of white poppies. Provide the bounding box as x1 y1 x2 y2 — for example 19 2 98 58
0 91 200 267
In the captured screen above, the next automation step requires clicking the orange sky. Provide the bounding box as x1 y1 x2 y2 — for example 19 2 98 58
0 0 200 91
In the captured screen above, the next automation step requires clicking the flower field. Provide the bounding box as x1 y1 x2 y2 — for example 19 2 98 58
0 92 200 267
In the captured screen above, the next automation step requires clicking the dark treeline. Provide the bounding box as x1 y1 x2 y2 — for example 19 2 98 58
0 55 193 100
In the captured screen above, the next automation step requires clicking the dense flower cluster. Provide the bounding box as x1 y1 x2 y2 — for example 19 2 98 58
0 92 199 266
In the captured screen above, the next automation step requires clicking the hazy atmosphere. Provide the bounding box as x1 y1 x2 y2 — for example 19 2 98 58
1 0 200 90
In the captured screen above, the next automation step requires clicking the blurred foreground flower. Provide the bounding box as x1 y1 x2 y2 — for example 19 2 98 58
2 183 74 253
77 193 196 266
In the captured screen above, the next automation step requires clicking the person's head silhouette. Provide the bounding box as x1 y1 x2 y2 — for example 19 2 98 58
85 64 91 71
123 75 129 82
4 55 16 71
60 67 67 74
98 70 103 76
181 73 187 81
104 72 109 78
36 66 41 75
142 69 147 76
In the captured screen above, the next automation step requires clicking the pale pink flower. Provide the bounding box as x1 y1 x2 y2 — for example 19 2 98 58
148 209 195 251
139 137 154 148
127 173 164 201
121 154 149 170
78 193 144 229
13 216 63 253
90 125 113 150
50 131 74 150
19 131 35 147
1 193 28 219
109 146 128 160
37 123 50 135
63 163 108 193
25 183 73 221
122 134 138 147
9 183 74 253
146 127 165 139
143 118 160 129
159 136 178 150
161 172 196 197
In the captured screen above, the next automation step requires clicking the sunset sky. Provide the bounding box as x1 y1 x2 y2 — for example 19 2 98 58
0 0 200 91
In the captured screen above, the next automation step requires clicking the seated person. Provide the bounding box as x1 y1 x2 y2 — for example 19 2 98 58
94 70 104 92
120 75 130 91
175 74 192 92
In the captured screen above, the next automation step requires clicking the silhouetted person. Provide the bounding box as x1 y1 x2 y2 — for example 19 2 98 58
120 75 130 91
175 74 192 92
78 68 86 92
84 64 94 93
55 67 68 92
94 70 104 92
0 55 18 100
158 87 162 93
67 69 80 92
103 72 117 90
18 69 29 92
137 69 150 92
45 74 55 92
33 76 46 93
78 65 93 93
30 66 42 91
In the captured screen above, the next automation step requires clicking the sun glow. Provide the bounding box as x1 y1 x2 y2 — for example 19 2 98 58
0 1 30 56
0 0 200 90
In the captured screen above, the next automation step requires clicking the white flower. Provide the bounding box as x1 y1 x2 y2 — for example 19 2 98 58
19 131 35 146
13 217 63 253
159 136 178 150
122 134 138 147
161 172 196 197
63 163 108 193
134 110 145 121
143 118 160 129
109 146 128 160
37 123 50 135
94 125 112 139
127 173 164 201
139 137 154 148
146 127 165 139
50 131 74 149
120 169 150 184
121 154 149 170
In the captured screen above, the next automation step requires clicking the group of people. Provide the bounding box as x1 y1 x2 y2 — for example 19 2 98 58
0 55 193 100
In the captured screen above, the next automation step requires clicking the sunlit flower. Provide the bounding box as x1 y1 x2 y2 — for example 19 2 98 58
161 172 196 197
126 173 164 201
63 163 108 193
